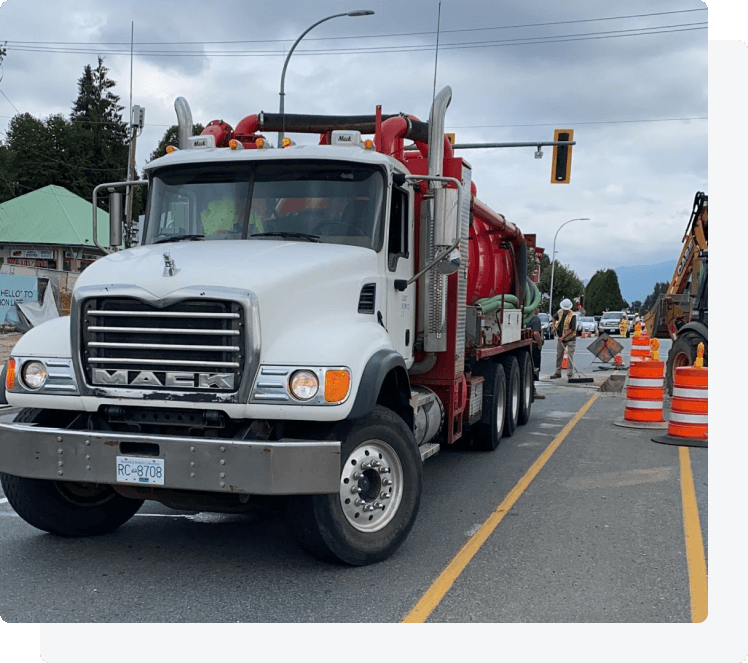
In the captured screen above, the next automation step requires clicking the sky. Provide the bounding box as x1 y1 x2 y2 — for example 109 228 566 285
0 0 717 296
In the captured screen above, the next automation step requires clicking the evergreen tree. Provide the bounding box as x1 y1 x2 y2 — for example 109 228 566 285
5 113 52 193
0 139 15 203
70 57 129 195
584 269 627 315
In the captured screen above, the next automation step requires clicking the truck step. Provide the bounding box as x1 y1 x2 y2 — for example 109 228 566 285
419 442 440 462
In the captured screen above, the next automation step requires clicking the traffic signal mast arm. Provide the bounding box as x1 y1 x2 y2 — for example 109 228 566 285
451 130 575 184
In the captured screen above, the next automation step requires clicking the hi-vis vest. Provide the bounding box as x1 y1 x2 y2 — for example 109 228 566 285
556 310 576 342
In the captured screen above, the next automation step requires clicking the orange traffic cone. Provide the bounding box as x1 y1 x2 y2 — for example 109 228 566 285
613 353 624 368
615 360 666 429
562 350 568 370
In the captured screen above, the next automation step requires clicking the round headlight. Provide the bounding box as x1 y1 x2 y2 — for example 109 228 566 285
289 370 319 401
22 361 48 390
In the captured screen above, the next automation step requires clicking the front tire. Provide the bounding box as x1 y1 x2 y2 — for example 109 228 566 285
0 473 143 537
288 406 422 565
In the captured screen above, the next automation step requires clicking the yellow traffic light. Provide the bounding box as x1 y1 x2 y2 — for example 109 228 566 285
551 129 574 184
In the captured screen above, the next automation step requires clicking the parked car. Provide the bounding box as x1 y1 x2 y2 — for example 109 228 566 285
538 312 554 339
577 316 597 336
598 310 625 335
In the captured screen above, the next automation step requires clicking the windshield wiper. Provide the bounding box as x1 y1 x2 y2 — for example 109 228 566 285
250 232 320 243
153 234 205 244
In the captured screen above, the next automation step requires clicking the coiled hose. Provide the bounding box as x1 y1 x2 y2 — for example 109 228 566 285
475 280 542 325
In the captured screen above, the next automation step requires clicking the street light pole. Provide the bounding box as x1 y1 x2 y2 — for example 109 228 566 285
548 217 590 315
278 10 375 144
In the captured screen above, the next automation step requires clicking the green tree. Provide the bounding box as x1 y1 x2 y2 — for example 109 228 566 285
70 57 129 195
538 261 584 313
584 269 627 315
0 139 15 203
5 113 52 192
147 123 206 163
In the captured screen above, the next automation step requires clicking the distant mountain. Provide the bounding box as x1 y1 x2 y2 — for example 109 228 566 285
613 261 675 306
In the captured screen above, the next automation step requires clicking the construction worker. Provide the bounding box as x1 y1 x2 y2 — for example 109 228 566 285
550 298 577 380
619 310 629 338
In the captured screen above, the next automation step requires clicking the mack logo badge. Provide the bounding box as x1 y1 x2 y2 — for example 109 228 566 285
93 369 235 390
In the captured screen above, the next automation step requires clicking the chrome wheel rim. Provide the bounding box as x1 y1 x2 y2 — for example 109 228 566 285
339 439 404 532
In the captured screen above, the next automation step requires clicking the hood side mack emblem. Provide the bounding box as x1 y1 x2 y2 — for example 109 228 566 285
163 252 179 277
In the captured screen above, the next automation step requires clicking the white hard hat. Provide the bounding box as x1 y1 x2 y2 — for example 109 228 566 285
560 298 573 310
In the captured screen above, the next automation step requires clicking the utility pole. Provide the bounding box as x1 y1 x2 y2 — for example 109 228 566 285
125 105 144 248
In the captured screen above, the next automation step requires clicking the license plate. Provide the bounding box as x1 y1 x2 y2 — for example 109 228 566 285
116 456 165 485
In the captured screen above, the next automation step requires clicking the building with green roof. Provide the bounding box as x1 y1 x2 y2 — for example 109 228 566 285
0 185 110 273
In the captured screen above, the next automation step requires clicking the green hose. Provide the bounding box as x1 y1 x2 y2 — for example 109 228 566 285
476 280 541 325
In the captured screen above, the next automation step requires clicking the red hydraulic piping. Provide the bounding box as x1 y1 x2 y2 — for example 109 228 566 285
380 116 408 158
473 198 524 245
232 114 261 146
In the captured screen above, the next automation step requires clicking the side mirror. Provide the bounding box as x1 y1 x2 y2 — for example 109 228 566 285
435 246 461 275
109 192 123 248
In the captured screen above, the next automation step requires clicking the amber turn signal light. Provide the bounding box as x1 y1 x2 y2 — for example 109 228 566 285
324 369 350 403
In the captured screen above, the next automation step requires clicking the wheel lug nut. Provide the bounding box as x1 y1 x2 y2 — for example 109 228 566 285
382 478 393 486
373 502 385 510
353 471 364 479
363 504 375 512
354 498 365 506
380 492 391 499
379 467 391 474
371 460 381 467
351 486 362 494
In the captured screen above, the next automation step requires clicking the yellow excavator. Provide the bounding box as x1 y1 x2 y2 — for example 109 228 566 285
643 192 707 393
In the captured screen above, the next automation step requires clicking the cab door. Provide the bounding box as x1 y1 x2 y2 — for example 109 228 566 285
384 183 415 366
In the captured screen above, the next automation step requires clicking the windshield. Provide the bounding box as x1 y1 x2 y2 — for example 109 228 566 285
144 160 385 250
538 314 551 323
602 312 622 320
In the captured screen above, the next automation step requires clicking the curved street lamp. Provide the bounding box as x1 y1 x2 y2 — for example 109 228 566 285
278 10 375 143
548 217 590 315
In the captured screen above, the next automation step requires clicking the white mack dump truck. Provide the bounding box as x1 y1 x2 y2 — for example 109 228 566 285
0 87 542 565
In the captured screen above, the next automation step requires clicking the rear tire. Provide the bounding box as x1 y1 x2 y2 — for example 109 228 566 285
501 355 520 437
517 351 533 426
287 406 422 565
471 361 506 451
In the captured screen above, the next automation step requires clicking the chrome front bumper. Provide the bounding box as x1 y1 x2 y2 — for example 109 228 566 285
0 422 341 495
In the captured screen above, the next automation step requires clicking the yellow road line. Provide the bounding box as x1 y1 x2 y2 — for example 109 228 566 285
402 392 599 623
679 446 708 623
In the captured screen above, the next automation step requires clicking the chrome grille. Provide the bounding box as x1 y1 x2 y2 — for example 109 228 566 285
81 298 244 391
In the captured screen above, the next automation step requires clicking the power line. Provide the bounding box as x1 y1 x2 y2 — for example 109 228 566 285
3 22 707 58
2 7 707 46
0 89 19 113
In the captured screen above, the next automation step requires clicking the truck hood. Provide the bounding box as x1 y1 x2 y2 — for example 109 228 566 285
75 240 383 363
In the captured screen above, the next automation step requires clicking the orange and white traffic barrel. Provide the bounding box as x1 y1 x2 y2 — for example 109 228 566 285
630 334 651 363
653 366 708 448
615 360 667 429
